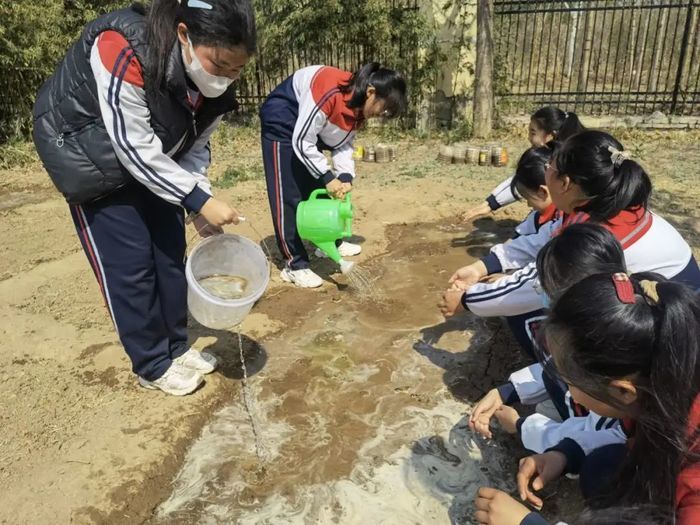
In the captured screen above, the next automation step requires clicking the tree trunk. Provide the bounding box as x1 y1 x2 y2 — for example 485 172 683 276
627 1 640 88
473 0 494 138
565 3 580 78
649 7 669 91
577 8 596 94
633 6 650 89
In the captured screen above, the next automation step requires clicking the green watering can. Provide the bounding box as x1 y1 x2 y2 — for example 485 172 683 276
297 189 355 274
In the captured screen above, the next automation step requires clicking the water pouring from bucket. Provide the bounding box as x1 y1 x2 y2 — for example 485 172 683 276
185 232 271 462
296 189 356 274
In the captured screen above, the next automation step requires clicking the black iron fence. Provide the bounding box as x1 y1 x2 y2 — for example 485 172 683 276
235 0 422 111
493 0 700 115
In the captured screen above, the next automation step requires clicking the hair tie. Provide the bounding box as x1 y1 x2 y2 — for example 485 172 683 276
180 0 214 9
612 273 636 304
563 111 569 119
639 280 660 305
607 146 631 167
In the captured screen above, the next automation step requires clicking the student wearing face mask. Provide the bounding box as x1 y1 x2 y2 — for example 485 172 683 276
32 0 256 396
260 62 407 288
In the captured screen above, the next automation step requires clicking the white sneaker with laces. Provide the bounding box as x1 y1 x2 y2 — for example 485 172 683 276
138 361 203 396
280 267 324 288
173 348 218 374
315 241 362 258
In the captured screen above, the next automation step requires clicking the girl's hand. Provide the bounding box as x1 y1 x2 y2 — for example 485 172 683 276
439 289 465 318
516 452 568 509
462 201 492 223
199 198 241 227
340 182 353 197
494 406 520 434
326 178 346 199
192 213 223 238
469 389 504 439
449 261 488 290
474 487 531 525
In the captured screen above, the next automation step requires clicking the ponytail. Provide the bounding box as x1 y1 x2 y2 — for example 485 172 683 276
546 273 700 508
531 106 585 141
340 62 407 119
146 0 256 89
146 0 180 90
553 130 652 222
557 110 584 141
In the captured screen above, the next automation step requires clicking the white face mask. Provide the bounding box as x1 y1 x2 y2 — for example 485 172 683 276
181 36 234 98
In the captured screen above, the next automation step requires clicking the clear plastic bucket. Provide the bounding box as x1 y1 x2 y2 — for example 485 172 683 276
185 233 269 329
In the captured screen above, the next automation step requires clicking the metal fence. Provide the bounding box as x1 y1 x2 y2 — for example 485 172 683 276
235 0 421 111
493 0 700 115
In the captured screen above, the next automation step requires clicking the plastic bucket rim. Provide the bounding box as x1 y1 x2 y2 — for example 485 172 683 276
185 233 270 307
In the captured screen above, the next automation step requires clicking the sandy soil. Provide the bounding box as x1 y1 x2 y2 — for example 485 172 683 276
1 126 699 524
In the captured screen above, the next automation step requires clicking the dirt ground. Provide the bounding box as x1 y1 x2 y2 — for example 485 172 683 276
1 125 699 524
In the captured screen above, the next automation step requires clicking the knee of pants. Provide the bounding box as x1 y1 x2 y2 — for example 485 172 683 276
578 444 628 504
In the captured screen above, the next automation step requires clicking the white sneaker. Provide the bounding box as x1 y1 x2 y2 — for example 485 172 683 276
173 348 218 374
315 241 362 258
138 361 204 396
280 267 324 288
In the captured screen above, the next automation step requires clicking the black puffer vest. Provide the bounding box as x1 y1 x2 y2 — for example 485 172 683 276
32 5 237 204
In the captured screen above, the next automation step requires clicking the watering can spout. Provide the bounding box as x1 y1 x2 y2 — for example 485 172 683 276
316 242 342 264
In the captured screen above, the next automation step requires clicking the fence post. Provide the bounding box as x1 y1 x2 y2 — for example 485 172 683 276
671 1 696 114
473 0 494 138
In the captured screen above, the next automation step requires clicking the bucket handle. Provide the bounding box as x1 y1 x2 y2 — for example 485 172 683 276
184 215 272 263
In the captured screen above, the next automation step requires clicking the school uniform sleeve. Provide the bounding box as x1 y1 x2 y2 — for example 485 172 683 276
89 31 211 213
331 139 356 183
291 85 336 185
462 262 544 317
497 363 549 405
524 414 627 470
482 217 560 274
519 514 553 525
177 117 223 197
486 176 518 211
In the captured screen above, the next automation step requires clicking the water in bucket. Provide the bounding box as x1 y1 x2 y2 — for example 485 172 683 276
186 233 269 330
198 275 250 300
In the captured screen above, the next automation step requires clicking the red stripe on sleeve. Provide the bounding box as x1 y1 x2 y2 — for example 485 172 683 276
97 30 144 88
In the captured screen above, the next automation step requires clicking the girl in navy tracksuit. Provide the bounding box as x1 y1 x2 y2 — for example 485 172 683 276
469 224 630 462
32 0 256 396
440 131 700 357
259 63 407 288
474 273 700 525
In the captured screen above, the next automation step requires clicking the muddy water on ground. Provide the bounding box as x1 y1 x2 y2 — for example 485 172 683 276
155 220 520 525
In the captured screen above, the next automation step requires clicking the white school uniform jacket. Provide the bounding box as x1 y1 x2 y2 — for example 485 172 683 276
89 31 217 210
260 65 359 184
463 207 694 317
501 316 629 456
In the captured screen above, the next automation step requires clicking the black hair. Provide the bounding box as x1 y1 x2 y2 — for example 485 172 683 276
576 505 671 524
531 106 585 141
552 130 652 222
546 272 700 510
340 62 407 119
509 146 551 198
146 0 257 89
536 223 626 300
